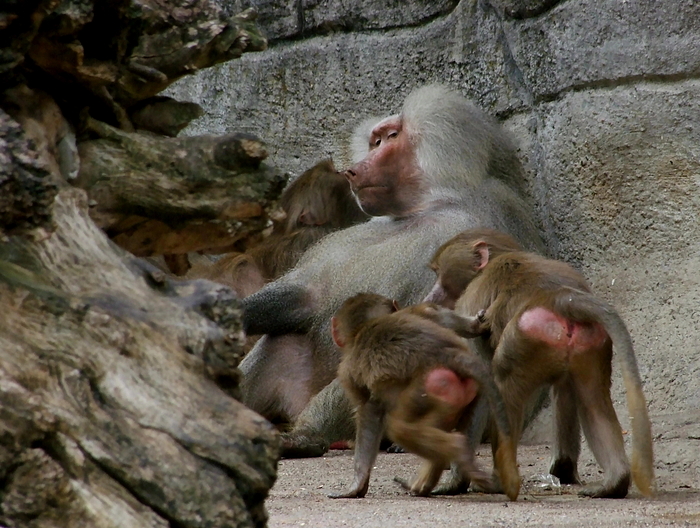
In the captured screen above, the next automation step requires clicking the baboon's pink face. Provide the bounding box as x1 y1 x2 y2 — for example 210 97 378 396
344 116 424 217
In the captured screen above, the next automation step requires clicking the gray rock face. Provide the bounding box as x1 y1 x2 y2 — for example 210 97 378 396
491 0 563 18
218 0 458 40
168 0 700 425
168 1 529 173
504 0 700 99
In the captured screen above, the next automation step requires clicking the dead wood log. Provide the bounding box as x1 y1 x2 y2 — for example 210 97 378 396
2 1 284 266
1 84 80 184
0 186 279 528
5 1 266 131
0 1 290 525
129 97 205 137
74 116 287 256
0 106 58 237
0 93 279 527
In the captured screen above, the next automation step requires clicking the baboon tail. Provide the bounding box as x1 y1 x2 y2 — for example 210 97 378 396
553 289 655 496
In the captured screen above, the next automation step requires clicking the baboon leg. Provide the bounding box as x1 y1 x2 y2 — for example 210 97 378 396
549 377 582 484
477 418 514 495
388 415 493 496
430 397 490 495
281 378 356 458
387 413 455 496
492 332 554 442
490 327 568 493
239 334 314 425
328 399 386 498
502 321 583 435
572 345 630 498
394 460 445 497
475 388 527 498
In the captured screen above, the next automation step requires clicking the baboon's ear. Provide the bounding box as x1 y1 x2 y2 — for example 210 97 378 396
331 317 345 348
474 241 490 270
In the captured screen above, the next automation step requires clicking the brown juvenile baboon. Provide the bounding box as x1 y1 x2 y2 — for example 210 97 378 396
239 84 545 456
275 158 369 233
426 228 654 499
328 293 520 500
203 158 368 296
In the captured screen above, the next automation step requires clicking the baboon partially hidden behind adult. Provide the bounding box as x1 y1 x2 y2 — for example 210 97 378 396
239 84 544 456
200 159 368 297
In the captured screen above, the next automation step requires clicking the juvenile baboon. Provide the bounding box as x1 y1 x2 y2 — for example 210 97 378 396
203 159 368 296
426 228 654 498
239 84 544 456
329 293 519 500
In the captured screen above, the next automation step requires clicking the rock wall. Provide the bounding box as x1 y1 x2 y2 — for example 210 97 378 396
167 0 700 422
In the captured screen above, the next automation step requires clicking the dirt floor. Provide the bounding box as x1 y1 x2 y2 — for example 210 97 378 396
266 412 700 527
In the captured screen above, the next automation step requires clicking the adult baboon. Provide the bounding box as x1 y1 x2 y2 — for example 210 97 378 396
240 84 544 456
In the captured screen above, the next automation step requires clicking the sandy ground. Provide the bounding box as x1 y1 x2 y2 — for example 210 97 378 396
266 413 700 528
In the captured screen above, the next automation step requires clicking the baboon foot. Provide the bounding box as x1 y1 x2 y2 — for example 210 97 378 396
550 457 581 485
280 432 329 458
579 473 630 499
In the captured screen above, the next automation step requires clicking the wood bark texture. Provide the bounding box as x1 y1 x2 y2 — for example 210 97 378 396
0 187 278 528
0 1 284 526
4 0 266 124
76 117 287 257
2 0 285 259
